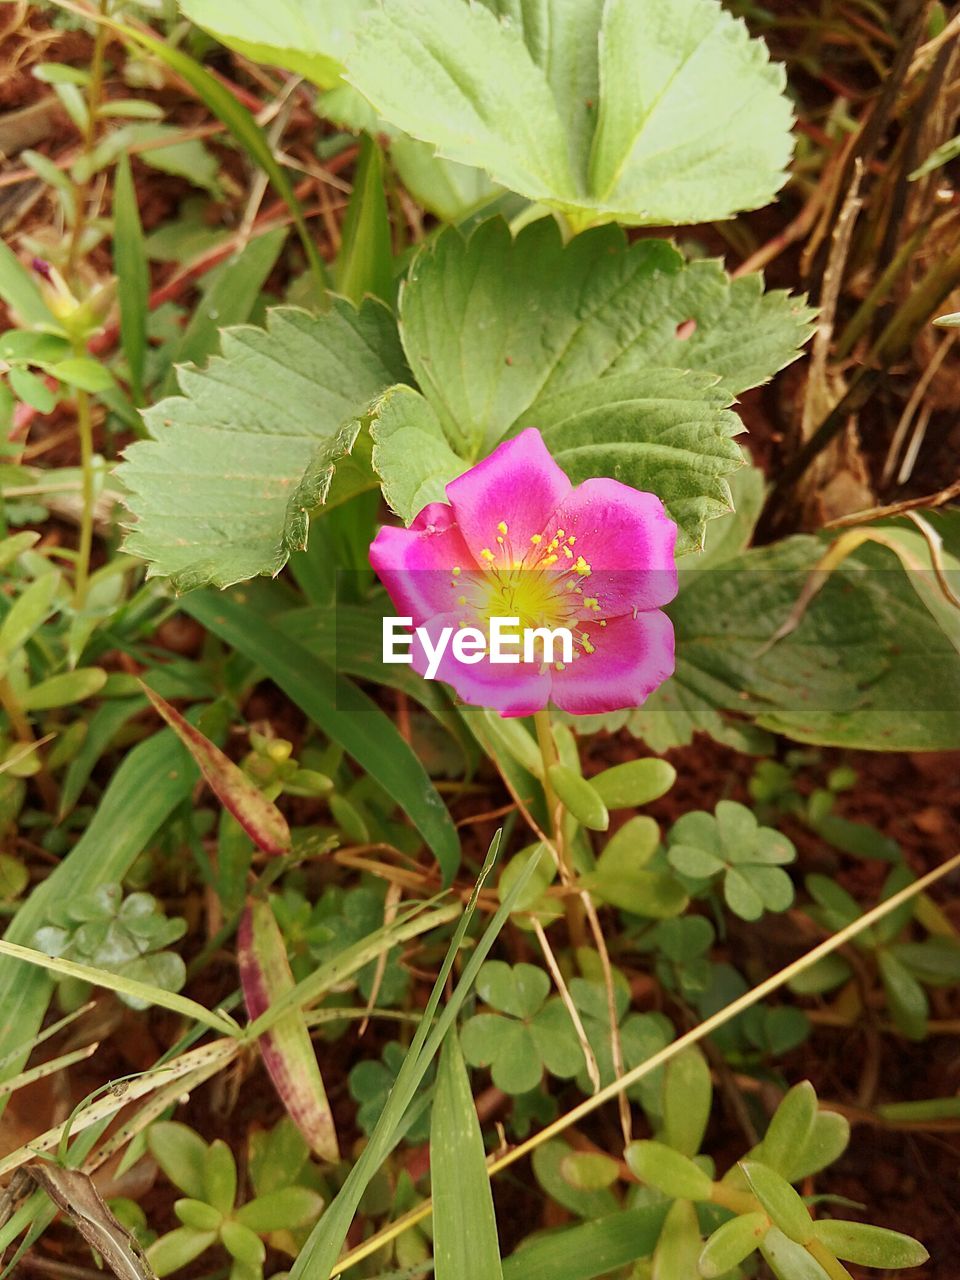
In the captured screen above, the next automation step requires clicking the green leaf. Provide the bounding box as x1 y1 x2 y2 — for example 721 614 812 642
653 1197 703 1276
645 535 960 752
812 1220 928 1269
47 358 114 393
203 1138 237 1215
143 685 291 856
113 154 149 404
20 668 107 711
148 1122 209 1200
336 134 393 305
760 1227 833 1280
760 1082 818 1178
661 1048 711 1157
147 1227 217 1277
394 213 810 455
8 366 56 413
625 1140 713 1201
370 384 465 520
740 1161 813 1246
699 1212 768 1277
220 1219 265 1268
589 760 676 809
179 0 370 90
184 591 460 882
501 1205 667 1280
878 949 929 1041
475 960 550 1019
547 765 609 831
0 571 61 656
431 1031 504 1280
120 302 407 590
344 0 794 228
234 1187 323 1233
174 1198 223 1231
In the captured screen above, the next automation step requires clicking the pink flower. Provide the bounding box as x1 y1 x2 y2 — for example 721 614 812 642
369 429 678 717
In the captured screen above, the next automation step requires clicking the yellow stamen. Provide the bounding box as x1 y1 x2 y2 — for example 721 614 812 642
530 534 542 545
480 548 495 562
497 521 508 535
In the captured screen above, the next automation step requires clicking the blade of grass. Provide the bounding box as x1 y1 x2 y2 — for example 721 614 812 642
0 937 238 1035
335 849 960 1274
431 1030 503 1280
0 1043 99 1101
0 728 197 1110
336 134 393 305
0 1038 240 1178
500 1205 669 1280
113 15 326 297
184 592 461 883
289 835 543 1280
113 153 149 404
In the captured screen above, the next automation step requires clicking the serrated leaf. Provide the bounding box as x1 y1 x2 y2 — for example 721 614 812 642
142 685 290 856
239 898 339 1161
431 1031 504 1280
400 218 812 448
120 302 408 589
344 0 794 228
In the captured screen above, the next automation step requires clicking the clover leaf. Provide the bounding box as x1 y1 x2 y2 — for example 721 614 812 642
461 961 585 1094
349 1041 436 1143
667 800 796 921
34 882 186 1010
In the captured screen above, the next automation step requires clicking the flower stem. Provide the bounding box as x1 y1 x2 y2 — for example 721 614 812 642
533 707 588 951
66 0 110 282
807 1239 855 1280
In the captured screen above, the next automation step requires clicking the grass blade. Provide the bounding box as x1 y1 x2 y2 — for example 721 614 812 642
113 153 149 404
113 20 327 296
184 591 461 883
500 1206 668 1280
336 134 393 305
0 239 53 330
431 1030 503 1280
0 937 237 1035
289 835 543 1280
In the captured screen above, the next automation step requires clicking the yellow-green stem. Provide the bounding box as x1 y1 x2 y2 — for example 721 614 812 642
66 0 110 281
807 1238 854 1280
533 707 587 950
709 1184 761 1217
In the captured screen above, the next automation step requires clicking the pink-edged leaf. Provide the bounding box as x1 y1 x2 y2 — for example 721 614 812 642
238 898 339 1162
142 684 290 856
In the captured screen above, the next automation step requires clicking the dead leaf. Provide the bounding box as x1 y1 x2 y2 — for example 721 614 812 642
26 1160 157 1280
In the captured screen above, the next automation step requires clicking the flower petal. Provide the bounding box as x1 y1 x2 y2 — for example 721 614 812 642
546 479 678 618
411 612 552 717
550 611 675 716
445 429 571 568
369 502 476 623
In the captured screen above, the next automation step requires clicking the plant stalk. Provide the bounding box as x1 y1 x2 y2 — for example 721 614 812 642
66 0 111 281
533 707 588 950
